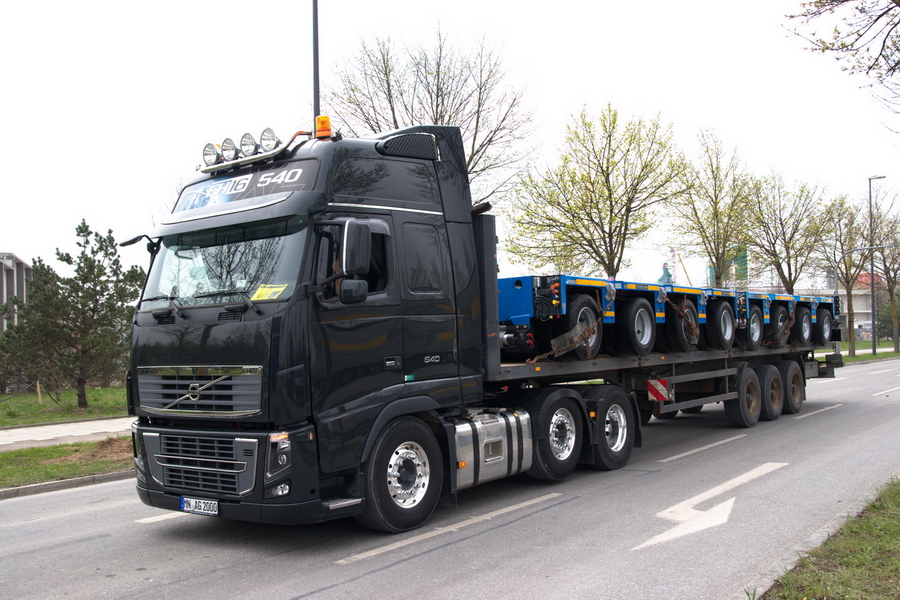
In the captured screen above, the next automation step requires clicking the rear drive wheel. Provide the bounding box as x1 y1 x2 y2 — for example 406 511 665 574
528 398 583 481
778 360 806 414
755 364 783 421
705 301 736 350
724 366 761 428
813 307 833 345
765 304 789 349
737 305 764 351
355 417 443 533
614 297 656 356
790 307 813 346
583 386 634 470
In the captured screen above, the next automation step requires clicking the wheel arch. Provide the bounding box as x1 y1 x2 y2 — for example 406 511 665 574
359 396 442 465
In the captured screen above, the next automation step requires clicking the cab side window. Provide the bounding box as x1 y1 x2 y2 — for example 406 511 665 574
314 224 389 301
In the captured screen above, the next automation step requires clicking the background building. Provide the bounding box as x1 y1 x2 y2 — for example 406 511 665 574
1 253 32 333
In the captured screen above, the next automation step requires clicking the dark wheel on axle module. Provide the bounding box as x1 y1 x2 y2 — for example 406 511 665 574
737 304 763 351
790 306 813 346
813 307 833 346
529 397 584 481
355 417 443 533
583 386 635 470
765 304 790 349
705 301 736 350
614 297 656 356
556 293 602 361
660 298 700 353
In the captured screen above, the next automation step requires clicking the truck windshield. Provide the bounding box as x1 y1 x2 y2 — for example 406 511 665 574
141 216 307 309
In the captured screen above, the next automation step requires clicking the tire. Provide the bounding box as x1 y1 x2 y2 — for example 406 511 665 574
705 301 736 350
355 417 443 533
755 364 783 421
765 304 789 349
790 307 813 346
528 397 583 481
662 298 700 353
614 297 656 356
724 365 761 428
813 307 833 345
556 294 601 361
654 410 678 419
681 405 703 414
583 386 634 470
778 360 806 414
639 409 653 425
737 304 764 351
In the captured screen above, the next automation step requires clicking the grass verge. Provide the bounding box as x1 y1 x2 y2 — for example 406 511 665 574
761 477 900 599
0 387 127 427
0 437 133 488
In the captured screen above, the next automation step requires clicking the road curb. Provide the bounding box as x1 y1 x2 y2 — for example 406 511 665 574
0 469 135 500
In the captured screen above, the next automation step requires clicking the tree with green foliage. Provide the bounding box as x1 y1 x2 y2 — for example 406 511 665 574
504 106 691 277
748 175 832 294
792 1 900 104
2 221 144 408
672 130 751 287
875 208 900 350
326 30 530 203
818 195 870 356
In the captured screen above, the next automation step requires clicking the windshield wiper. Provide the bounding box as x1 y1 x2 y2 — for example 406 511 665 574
140 295 187 319
193 289 262 315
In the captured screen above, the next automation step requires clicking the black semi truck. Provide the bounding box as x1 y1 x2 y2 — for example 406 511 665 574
125 118 841 532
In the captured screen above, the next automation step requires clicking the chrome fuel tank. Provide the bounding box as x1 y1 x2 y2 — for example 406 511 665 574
453 410 532 490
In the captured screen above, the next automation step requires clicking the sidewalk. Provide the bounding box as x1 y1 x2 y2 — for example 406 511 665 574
0 416 135 452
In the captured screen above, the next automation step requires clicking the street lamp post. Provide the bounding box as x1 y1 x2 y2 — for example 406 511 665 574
869 175 886 355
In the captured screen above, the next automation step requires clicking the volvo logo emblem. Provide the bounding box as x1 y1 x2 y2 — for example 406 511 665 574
187 382 201 403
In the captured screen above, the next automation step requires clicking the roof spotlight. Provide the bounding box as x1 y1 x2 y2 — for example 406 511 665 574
221 138 238 162
202 143 221 167
260 128 280 152
241 133 258 157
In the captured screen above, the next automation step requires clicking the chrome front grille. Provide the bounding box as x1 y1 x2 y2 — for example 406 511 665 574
143 432 258 496
137 366 263 417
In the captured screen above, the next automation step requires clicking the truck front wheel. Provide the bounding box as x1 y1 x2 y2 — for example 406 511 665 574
356 417 443 533
528 398 583 481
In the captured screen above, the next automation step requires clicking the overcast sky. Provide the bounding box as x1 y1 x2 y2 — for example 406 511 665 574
3 0 898 285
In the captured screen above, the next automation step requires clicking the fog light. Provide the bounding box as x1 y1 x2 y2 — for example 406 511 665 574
274 484 290 496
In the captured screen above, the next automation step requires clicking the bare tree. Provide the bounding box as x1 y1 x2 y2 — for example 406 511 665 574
672 131 751 287
875 203 900 350
504 106 691 278
749 175 831 294
326 31 530 203
791 1 900 106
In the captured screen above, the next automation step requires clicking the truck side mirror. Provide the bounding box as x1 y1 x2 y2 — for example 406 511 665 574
343 221 371 276
340 279 368 304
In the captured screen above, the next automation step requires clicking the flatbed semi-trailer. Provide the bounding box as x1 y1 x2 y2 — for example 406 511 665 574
126 119 842 532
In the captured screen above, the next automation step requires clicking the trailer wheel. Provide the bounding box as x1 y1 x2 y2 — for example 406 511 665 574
662 298 700 353
778 360 805 414
755 364 783 421
737 305 764 351
765 304 789 349
557 294 602 361
790 307 813 346
583 386 634 470
614 297 656 356
724 366 761 428
705 301 736 350
813 307 833 345
528 398 583 481
355 417 443 533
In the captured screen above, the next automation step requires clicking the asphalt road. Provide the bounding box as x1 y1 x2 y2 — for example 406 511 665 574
2 360 900 600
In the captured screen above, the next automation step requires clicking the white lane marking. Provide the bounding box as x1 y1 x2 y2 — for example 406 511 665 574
869 369 895 374
795 404 844 419
658 435 747 463
335 493 562 565
632 462 788 551
872 386 900 396
136 512 189 524
811 377 846 384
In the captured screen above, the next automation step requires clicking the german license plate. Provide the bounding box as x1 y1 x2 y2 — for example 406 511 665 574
180 497 219 516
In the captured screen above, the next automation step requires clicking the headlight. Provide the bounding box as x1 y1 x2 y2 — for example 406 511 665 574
265 432 291 482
